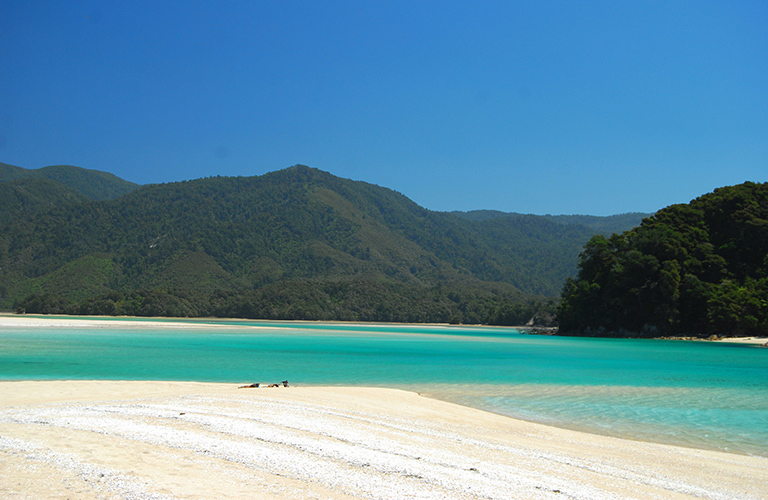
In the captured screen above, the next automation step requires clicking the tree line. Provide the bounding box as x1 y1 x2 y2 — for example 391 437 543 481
15 278 558 326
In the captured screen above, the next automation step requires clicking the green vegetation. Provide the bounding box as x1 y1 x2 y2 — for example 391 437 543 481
1 164 643 324
0 178 90 225
543 213 649 236
17 279 557 325
0 162 138 201
558 182 768 337
455 210 649 237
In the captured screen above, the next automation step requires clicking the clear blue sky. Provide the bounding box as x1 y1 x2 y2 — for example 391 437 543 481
1 1 766 215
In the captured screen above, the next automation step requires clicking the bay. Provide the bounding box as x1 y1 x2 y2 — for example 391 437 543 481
1 317 767 457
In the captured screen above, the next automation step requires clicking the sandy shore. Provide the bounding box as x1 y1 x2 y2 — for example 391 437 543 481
715 336 768 345
0 381 765 500
0 314 250 330
4 314 768 344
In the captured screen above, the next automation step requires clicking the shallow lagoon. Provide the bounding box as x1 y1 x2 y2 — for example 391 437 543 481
1 317 767 456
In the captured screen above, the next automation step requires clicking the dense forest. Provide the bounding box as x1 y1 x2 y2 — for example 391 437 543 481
558 182 768 337
0 162 139 201
0 164 645 324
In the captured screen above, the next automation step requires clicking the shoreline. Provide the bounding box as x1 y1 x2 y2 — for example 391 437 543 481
3 314 766 344
1 380 766 499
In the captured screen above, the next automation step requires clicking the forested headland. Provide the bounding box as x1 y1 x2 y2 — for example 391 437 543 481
558 182 768 337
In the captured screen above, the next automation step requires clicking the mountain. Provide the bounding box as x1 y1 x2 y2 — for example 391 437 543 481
0 162 139 201
0 165 644 323
543 213 650 235
0 177 90 225
454 210 650 236
558 182 768 337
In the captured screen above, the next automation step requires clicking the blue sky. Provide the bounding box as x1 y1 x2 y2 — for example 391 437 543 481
1 1 766 215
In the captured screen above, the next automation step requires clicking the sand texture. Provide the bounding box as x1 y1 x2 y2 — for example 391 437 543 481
0 381 766 499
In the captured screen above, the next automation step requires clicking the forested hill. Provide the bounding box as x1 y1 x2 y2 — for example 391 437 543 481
0 177 90 225
0 162 139 201
454 211 650 237
558 182 768 337
1 164 641 323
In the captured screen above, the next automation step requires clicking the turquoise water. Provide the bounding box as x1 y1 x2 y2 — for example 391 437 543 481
1 317 767 457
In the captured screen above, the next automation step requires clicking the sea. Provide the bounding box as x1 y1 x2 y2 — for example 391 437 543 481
2 317 767 457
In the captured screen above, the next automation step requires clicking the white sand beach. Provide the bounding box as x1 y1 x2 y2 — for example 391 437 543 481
716 336 768 345
0 314 246 330
1 380 766 500
3 314 767 344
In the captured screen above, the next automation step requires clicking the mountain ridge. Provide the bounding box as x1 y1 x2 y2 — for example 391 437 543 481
453 210 650 236
1 163 646 323
0 162 139 201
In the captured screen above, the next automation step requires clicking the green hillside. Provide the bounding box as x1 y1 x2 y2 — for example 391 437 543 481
455 210 650 236
0 178 90 225
0 162 139 201
0 162 26 179
544 213 650 236
0 165 642 324
558 182 768 337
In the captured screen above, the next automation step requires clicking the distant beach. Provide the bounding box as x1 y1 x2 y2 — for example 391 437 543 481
2 380 766 499
0 314 253 330
2 314 766 343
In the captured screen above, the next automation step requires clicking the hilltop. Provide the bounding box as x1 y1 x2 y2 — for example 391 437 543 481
0 162 139 201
